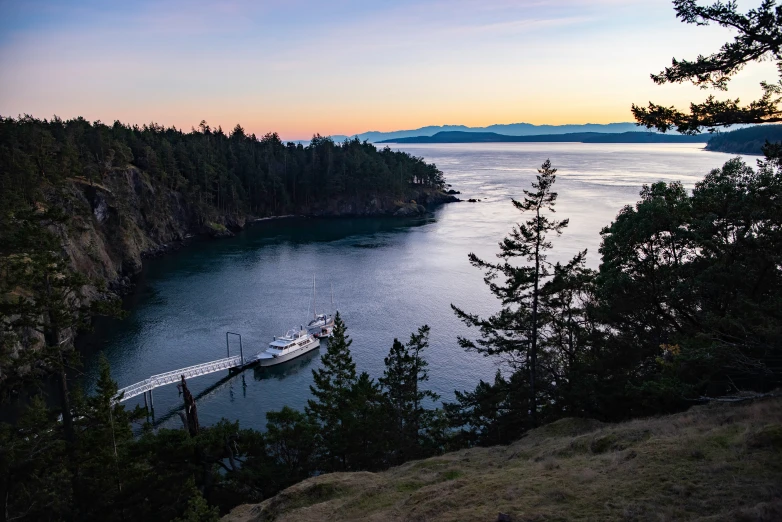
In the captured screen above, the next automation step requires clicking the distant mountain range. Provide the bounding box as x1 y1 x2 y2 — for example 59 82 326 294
329 122 643 143
378 131 711 144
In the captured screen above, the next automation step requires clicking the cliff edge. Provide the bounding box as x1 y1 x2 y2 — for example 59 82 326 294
48 167 458 295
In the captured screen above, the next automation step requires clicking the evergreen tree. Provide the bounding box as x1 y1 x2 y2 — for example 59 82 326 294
345 372 388 470
452 160 570 427
71 354 141 520
0 211 90 443
306 312 358 471
260 406 318 490
0 395 70 521
444 370 530 447
538 253 602 418
597 156 782 406
380 325 440 464
632 0 782 136
0 115 447 223
172 482 220 522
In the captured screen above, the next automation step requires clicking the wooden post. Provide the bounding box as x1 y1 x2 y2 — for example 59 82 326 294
179 375 199 436
143 390 148 410
149 389 154 409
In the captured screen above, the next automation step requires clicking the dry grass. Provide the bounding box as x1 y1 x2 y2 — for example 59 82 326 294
223 399 782 522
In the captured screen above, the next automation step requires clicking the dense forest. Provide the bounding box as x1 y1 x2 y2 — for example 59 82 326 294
705 124 782 155
0 116 445 219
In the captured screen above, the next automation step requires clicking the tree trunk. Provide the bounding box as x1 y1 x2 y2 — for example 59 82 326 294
530 209 541 428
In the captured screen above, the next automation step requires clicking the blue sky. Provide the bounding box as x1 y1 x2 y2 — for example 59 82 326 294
0 0 776 140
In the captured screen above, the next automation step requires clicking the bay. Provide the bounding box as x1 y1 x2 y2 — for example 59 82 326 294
80 143 735 431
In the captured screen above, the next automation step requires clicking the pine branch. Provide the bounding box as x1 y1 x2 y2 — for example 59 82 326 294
634 0 782 133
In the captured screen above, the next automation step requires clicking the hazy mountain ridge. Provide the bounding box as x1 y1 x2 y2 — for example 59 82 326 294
378 130 711 144
329 122 642 143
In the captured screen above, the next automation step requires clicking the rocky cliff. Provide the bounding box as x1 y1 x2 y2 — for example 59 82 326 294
49 167 458 295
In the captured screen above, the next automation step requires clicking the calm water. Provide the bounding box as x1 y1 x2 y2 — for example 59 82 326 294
80 143 736 431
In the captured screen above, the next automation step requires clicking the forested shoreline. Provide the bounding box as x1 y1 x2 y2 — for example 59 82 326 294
2 0 782 516
705 124 782 155
0 116 446 218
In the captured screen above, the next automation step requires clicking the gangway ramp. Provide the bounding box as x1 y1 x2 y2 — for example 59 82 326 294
114 332 249 406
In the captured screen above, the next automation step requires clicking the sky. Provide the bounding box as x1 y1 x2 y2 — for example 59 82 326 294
0 0 777 140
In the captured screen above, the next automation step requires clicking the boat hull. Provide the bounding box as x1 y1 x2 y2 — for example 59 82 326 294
257 338 321 367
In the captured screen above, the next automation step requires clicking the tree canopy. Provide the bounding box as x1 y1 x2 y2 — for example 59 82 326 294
632 0 782 134
0 116 446 220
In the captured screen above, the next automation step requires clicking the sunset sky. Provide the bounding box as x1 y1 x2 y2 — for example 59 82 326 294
0 0 776 140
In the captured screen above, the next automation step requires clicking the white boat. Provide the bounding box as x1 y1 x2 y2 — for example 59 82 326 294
307 313 334 339
306 277 336 338
255 327 320 367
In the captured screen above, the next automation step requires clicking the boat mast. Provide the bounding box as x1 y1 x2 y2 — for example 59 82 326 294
313 274 316 318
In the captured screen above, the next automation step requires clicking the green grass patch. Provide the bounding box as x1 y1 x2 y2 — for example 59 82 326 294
441 470 461 481
395 481 425 493
206 221 227 232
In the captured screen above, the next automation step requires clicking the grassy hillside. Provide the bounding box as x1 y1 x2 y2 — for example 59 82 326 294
224 398 782 522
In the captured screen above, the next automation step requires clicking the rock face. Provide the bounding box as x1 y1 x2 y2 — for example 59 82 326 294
50 170 459 294
49 168 243 294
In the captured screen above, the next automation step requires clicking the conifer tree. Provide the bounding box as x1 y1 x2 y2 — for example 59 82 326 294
632 0 782 135
444 370 530 447
1 210 122 441
0 395 70 521
172 481 220 522
345 372 388 470
452 160 570 427
72 354 140 520
381 338 410 452
0 212 89 443
262 406 318 488
380 325 440 463
306 312 358 471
